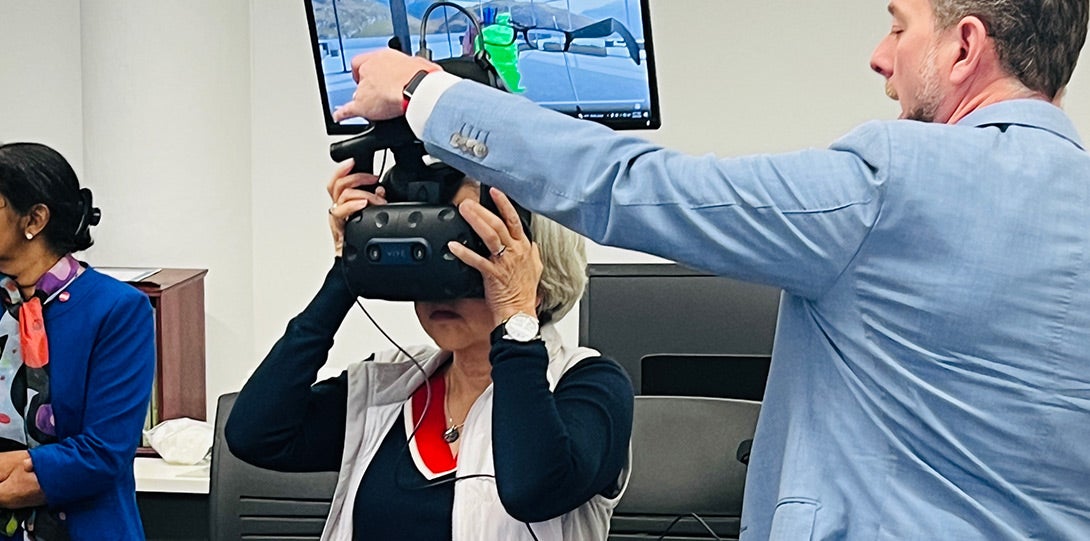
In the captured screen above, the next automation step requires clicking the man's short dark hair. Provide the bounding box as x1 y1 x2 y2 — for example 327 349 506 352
931 0 1089 99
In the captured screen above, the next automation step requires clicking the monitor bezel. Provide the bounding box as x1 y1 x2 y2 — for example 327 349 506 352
303 0 662 135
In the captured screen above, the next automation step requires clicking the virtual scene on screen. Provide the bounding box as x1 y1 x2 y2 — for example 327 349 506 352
312 0 652 124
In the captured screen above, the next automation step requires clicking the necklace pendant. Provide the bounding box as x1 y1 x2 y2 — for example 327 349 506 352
442 425 460 443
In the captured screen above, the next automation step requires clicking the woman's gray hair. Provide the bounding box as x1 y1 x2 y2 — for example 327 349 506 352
531 214 587 324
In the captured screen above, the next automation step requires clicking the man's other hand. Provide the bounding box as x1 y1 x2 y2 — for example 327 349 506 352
332 49 441 122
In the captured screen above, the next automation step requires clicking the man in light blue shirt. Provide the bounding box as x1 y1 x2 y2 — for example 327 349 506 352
330 0 1090 538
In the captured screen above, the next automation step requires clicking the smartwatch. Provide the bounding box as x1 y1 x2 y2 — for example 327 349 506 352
492 312 541 343
401 69 433 112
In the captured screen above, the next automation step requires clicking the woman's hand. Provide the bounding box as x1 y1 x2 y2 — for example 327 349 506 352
326 158 387 257
0 451 44 508
448 187 541 326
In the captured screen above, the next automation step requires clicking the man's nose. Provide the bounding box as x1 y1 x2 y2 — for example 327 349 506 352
870 36 893 78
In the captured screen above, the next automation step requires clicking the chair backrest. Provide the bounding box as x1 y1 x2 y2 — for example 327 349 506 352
641 353 771 401
209 393 339 541
609 396 761 541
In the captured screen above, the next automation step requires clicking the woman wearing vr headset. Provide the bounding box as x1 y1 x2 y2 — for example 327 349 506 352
227 159 634 540
0 143 156 539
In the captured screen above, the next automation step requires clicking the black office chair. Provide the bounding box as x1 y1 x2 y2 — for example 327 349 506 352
609 396 761 541
209 393 339 541
641 354 772 401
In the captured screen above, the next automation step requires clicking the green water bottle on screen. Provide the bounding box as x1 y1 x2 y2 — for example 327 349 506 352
479 12 524 93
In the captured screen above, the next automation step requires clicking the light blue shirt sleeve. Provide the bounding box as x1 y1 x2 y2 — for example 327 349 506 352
417 80 889 298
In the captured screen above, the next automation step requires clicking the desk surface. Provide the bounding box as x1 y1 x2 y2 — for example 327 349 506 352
134 457 209 494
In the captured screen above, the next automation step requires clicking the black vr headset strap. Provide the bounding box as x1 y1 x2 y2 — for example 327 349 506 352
435 54 506 92
479 185 532 243
382 161 464 205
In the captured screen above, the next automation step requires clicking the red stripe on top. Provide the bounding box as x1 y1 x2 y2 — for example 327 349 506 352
410 373 457 474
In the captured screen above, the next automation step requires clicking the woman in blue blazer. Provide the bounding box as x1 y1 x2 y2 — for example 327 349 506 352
0 143 156 540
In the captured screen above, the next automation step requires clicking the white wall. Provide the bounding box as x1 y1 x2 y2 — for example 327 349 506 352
2 1 253 417
5 1 1090 418
79 1 254 415
0 2 85 173
249 1 430 384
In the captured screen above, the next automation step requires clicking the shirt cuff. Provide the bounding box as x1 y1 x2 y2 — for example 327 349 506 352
405 71 462 137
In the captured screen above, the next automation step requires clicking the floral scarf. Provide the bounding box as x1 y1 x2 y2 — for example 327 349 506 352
0 255 83 541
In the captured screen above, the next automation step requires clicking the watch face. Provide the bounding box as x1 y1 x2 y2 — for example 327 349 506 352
504 313 540 342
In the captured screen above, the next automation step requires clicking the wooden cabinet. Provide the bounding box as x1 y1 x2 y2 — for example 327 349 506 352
132 269 208 425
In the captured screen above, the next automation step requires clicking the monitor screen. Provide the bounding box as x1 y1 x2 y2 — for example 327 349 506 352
304 0 661 134
579 264 781 394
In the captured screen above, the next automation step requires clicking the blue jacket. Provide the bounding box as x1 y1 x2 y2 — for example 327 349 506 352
27 267 155 539
414 82 1090 540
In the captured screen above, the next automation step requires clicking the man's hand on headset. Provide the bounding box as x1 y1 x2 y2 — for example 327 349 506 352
332 49 441 122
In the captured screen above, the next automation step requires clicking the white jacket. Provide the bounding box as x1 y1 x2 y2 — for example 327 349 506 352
320 324 630 540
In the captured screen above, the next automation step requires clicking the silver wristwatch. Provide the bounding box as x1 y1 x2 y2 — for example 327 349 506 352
500 312 541 342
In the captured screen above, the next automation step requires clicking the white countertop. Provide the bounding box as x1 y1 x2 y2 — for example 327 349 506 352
134 457 209 494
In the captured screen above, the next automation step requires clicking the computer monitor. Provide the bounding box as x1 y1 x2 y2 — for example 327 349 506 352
579 264 781 394
304 0 661 134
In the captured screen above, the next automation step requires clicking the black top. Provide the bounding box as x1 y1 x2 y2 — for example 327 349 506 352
226 260 634 538
355 420 456 540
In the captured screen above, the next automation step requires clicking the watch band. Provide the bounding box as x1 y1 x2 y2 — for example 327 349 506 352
490 312 542 344
490 323 508 344
401 69 434 113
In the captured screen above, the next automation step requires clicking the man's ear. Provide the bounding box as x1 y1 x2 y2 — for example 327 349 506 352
949 15 991 86
24 204 50 239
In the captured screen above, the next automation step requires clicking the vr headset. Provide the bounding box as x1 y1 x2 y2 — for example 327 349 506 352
330 4 529 302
